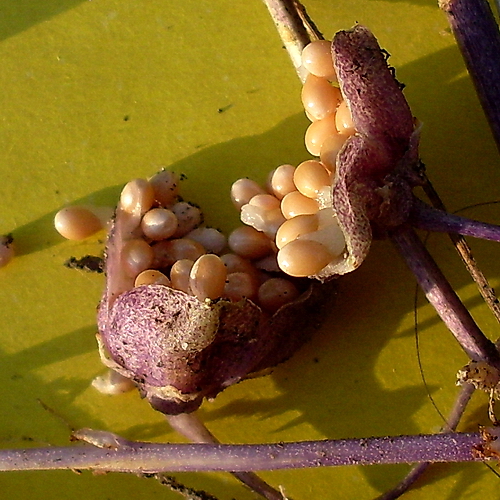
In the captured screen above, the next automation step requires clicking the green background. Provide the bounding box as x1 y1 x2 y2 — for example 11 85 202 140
0 0 500 499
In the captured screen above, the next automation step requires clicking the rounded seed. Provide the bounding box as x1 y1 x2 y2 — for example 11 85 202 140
277 239 332 277
305 114 339 156
281 191 319 219
320 133 348 173
223 272 259 302
220 253 257 275
257 278 301 313
149 170 180 207
0 235 14 268
171 202 203 237
170 259 194 293
249 194 281 211
187 227 227 254
120 179 155 216
228 226 271 260
231 178 266 210
122 239 154 277
275 214 319 249
301 40 337 80
141 208 178 241
152 238 205 268
54 206 103 240
335 100 356 135
189 254 227 301
134 269 171 287
301 74 342 121
240 205 285 238
269 165 296 200
293 160 331 199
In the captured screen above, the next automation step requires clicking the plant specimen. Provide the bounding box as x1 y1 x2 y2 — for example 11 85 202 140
0 0 500 500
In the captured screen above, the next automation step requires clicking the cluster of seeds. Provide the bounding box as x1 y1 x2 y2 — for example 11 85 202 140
232 40 355 278
56 170 307 314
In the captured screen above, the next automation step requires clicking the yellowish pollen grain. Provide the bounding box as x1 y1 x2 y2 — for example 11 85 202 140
320 133 348 173
270 164 296 200
257 278 301 313
277 239 332 277
152 238 205 268
134 269 171 287
170 259 194 293
301 40 337 81
223 272 259 302
281 191 319 219
122 239 154 277
189 254 227 301
275 214 319 249
54 206 103 241
293 160 331 198
335 100 356 135
304 114 339 156
141 208 178 241
231 178 266 210
228 226 272 260
120 179 155 216
149 170 180 207
301 74 341 121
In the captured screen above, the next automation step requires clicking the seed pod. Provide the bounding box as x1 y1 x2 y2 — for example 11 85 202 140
98 175 332 416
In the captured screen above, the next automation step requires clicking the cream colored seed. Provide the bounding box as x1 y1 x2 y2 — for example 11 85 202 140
223 272 259 302
335 100 356 135
301 40 337 81
134 269 171 287
301 74 342 121
320 133 348 173
270 164 296 200
170 259 194 293
249 194 281 211
54 206 103 240
141 208 178 241
231 178 266 210
120 179 155 216
187 227 227 254
304 114 339 156
257 278 301 313
220 253 257 275
228 226 271 260
277 239 332 277
0 235 14 268
275 214 319 249
293 160 331 199
152 238 205 268
122 239 154 277
240 205 285 239
189 254 227 301
171 202 203 238
281 191 319 219
149 170 180 207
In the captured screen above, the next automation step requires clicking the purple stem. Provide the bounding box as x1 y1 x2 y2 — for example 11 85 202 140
0 432 484 473
168 413 286 500
410 199 500 242
390 225 500 370
439 0 500 153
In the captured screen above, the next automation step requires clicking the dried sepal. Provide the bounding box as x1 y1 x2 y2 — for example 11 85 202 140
320 25 422 278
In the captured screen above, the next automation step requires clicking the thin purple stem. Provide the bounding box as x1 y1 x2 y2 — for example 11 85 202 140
0 432 484 473
390 225 500 370
439 0 500 154
410 199 500 242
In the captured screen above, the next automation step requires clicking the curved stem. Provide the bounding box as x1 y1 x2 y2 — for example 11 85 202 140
410 198 500 242
391 225 500 370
